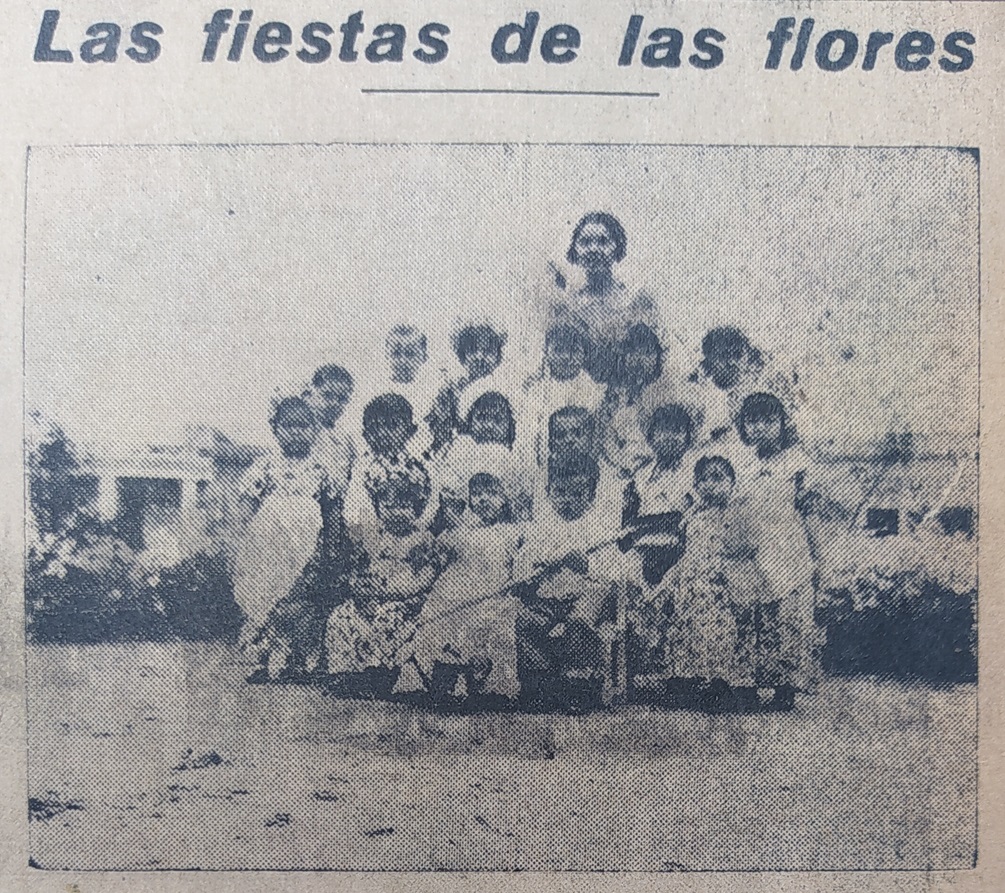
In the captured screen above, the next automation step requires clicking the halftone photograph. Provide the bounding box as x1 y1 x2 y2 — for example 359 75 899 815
23 143 978 871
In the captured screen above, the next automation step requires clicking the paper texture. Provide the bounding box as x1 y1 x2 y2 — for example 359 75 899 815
1 1 1002 890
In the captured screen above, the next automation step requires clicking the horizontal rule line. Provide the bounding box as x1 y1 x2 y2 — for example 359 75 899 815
361 88 660 98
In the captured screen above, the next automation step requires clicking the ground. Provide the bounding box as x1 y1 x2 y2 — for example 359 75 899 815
26 642 976 871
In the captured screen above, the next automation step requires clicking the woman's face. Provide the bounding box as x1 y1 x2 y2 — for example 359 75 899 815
545 334 585 381
573 221 618 273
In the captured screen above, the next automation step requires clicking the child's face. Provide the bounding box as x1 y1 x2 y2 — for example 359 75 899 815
310 379 352 428
707 347 749 390
462 341 501 381
273 407 318 459
549 414 591 458
545 334 585 381
549 474 594 521
695 466 734 507
386 333 427 383
573 221 618 273
620 344 660 390
364 416 414 456
469 407 510 445
469 480 508 526
375 488 421 535
648 424 689 464
742 414 783 451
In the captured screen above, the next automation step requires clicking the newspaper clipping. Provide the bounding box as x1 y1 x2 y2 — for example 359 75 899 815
2 1 1002 891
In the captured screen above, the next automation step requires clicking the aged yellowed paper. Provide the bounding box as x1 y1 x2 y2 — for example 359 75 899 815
1 1 1002 890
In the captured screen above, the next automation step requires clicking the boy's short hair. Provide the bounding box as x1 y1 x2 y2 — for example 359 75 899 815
270 396 315 429
736 392 795 447
701 326 763 365
694 455 736 484
465 391 516 446
547 452 600 497
646 404 694 441
387 325 427 351
566 211 628 265
311 364 354 390
453 324 505 363
362 393 416 432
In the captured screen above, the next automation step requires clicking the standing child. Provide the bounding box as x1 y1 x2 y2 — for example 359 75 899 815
624 403 697 525
733 392 822 708
413 472 523 708
597 324 665 482
233 397 331 681
347 393 425 529
660 456 768 710
382 325 441 457
305 364 357 606
427 323 507 457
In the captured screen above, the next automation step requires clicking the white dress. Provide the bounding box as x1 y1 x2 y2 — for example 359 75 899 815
411 519 522 696
231 454 327 640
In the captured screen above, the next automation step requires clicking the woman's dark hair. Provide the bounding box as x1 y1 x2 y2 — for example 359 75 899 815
312 363 355 390
646 403 695 443
736 392 796 449
453 324 505 364
362 393 417 433
271 396 315 429
694 455 736 484
566 212 628 265
699 326 763 371
465 391 516 448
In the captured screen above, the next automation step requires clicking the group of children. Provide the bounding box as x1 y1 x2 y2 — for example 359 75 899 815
232 212 822 713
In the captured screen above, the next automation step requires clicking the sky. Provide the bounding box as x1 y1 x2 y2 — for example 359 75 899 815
24 143 979 455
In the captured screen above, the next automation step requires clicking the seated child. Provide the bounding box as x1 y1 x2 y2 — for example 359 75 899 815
233 397 332 681
325 463 453 697
513 453 625 711
413 472 522 708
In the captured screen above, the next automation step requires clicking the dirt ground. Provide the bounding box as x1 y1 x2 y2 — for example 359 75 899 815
25 641 977 871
